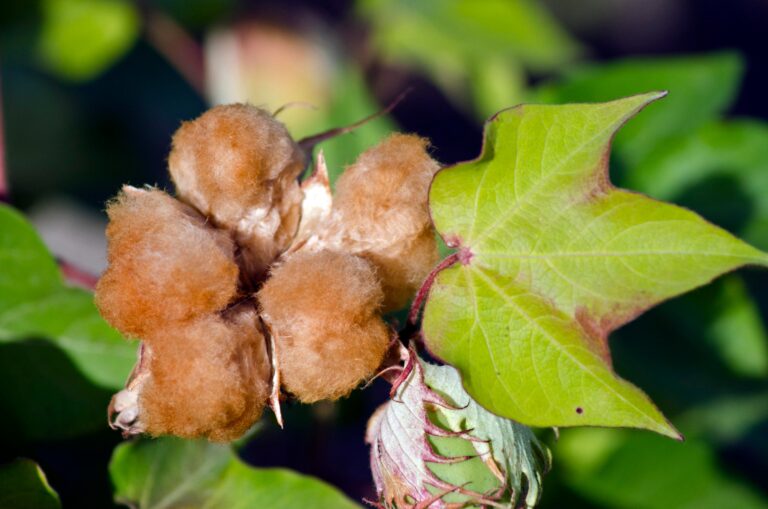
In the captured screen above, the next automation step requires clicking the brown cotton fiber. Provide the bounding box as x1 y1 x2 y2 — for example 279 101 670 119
95 187 239 339
258 250 390 403
322 134 441 311
139 308 271 442
168 104 306 276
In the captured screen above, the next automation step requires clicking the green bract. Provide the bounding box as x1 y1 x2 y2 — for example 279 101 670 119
423 93 768 436
366 349 548 508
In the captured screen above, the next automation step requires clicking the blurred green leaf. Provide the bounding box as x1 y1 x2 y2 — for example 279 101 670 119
0 204 135 389
0 459 61 509
556 428 768 509
38 0 139 80
0 340 114 442
662 276 768 378
532 53 743 165
110 437 361 509
628 120 768 250
679 392 768 445
358 0 578 116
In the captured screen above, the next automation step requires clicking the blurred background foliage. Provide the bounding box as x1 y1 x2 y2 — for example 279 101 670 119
1 0 768 507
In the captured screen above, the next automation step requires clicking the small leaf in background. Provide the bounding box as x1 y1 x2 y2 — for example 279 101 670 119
0 204 135 389
555 428 768 509
0 205 134 441
663 276 768 378
358 0 579 117
628 120 768 249
110 437 361 509
424 94 768 435
531 53 743 166
38 0 139 81
0 459 61 509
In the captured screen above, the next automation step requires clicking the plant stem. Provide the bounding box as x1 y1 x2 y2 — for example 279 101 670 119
407 251 462 325
143 8 206 97
59 259 99 289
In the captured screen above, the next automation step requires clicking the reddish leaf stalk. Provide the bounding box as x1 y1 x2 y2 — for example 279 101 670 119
408 248 471 325
59 259 99 290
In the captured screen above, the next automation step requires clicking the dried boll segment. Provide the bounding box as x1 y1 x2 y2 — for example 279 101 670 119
168 104 306 278
258 250 391 403
95 186 239 338
319 134 441 311
139 308 271 442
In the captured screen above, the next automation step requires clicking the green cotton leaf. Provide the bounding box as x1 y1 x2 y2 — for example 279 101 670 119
531 53 743 166
0 460 61 509
556 428 768 509
357 0 578 116
38 0 140 81
0 204 135 390
110 437 361 509
624 121 768 378
423 94 768 437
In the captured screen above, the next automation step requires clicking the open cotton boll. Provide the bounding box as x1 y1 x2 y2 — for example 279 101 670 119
320 134 441 311
168 104 306 278
139 308 271 442
258 250 391 403
95 187 239 339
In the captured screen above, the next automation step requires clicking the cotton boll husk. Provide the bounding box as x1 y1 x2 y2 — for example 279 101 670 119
320 134 440 311
168 104 306 277
139 308 271 442
258 250 390 403
95 187 239 338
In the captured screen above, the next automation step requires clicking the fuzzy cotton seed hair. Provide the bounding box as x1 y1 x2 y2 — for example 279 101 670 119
258 250 391 403
139 308 271 442
168 103 306 276
95 187 239 339
321 134 441 311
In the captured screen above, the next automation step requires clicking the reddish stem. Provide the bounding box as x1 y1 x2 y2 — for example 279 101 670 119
407 251 462 325
143 9 206 97
59 259 99 290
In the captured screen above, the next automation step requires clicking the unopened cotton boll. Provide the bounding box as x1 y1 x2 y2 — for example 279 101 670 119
320 134 441 311
139 308 271 442
258 250 391 403
168 104 306 278
95 187 239 339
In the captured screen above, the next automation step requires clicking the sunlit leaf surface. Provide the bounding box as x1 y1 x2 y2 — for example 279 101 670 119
424 94 768 435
